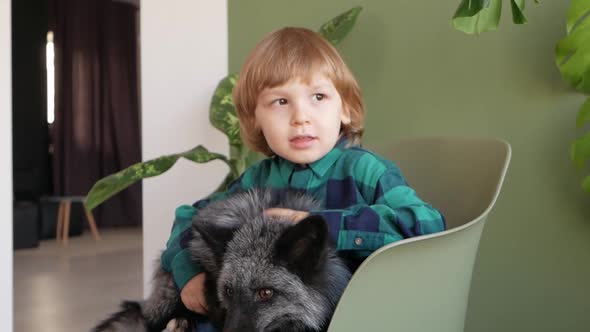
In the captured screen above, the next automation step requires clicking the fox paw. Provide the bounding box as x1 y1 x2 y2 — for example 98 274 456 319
166 318 191 332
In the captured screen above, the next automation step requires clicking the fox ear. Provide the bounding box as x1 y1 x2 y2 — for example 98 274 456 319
274 215 328 279
191 222 235 272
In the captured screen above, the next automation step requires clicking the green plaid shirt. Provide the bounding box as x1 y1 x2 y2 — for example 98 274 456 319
161 138 445 289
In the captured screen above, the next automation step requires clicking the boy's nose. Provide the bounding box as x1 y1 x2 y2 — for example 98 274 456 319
290 102 310 125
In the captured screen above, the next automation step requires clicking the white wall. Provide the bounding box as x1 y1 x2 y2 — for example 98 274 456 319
0 0 13 330
141 0 228 294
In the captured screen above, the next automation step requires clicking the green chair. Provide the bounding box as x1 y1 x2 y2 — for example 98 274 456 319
327 137 511 332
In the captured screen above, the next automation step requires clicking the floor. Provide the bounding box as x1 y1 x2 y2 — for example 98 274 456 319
13 227 143 332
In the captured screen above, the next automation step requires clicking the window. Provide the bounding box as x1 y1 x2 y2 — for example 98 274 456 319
46 31 54 124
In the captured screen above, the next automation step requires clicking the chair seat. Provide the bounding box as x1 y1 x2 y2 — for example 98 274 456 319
327 137 511 332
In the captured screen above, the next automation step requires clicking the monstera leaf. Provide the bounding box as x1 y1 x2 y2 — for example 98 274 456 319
572 129 590 193
556 0 590 93
451 0 534 34
85 6 364 211
556 0 590 193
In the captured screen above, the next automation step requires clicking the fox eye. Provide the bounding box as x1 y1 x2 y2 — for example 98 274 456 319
257 288 274 301
225 286 233 297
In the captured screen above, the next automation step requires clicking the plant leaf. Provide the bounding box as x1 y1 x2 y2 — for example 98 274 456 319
318 6 363 46
556 0 590 94
244 149 261 169
583 174 590 193
229 144 262 177
85 145 229 211
566 0 590 34
179 145 229 164
576 97 590 129
571 131 590 171
209 74 242 146
212 172 237 194
452 0 488 18
451 0 502 34
510 0 528 24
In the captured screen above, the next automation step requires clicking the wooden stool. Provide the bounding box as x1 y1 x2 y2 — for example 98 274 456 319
49 196 101 245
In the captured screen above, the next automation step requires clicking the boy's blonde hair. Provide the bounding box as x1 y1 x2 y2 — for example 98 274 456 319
233 27 365 156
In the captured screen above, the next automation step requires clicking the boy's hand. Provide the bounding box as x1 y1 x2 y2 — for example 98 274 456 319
264 208 310 223
180 273 208 314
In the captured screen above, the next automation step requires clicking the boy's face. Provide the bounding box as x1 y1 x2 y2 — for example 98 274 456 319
255 74 351 165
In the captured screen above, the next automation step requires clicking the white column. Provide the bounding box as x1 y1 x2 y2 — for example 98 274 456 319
141 0 229 295
0 0 13 329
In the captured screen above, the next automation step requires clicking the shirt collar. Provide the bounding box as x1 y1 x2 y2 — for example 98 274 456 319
277 136 354 179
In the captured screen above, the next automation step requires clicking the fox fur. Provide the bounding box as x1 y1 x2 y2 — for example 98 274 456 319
92 189 351 332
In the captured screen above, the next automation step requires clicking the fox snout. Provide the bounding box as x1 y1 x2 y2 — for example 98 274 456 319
220 305 256 332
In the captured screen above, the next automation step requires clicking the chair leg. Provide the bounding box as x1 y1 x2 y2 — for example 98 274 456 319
63 200 71 245
56 201 64 241
85 209 101 241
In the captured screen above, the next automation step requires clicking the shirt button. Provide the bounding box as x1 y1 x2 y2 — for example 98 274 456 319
354 237 363 246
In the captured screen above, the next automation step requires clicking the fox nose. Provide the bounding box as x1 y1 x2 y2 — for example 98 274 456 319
223 305 257 332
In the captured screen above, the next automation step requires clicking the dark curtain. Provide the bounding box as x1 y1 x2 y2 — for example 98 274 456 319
49 0 142 228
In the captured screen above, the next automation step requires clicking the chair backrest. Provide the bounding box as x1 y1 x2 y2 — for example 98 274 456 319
327 137 511 332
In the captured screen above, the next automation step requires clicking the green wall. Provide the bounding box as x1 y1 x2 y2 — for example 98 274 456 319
229 1 590 331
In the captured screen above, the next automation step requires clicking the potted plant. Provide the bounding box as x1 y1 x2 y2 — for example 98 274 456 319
451 0 590 193
451 0 534 34
556 0 590 192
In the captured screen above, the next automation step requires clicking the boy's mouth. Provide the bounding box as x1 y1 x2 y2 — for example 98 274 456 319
289 135 316 149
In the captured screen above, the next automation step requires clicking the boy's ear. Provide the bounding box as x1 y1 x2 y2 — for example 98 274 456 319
274 215 328 279
340 104 351 125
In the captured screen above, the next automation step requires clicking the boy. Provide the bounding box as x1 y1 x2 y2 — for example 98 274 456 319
161 27 445 322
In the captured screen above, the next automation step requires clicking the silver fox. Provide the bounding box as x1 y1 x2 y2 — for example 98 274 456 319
92 189 352 332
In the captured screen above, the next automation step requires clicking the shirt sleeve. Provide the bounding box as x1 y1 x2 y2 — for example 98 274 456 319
160 175 246 290
312 156 445 257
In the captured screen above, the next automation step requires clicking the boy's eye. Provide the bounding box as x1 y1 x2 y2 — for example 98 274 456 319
273 98 288 106
314 93 325 101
